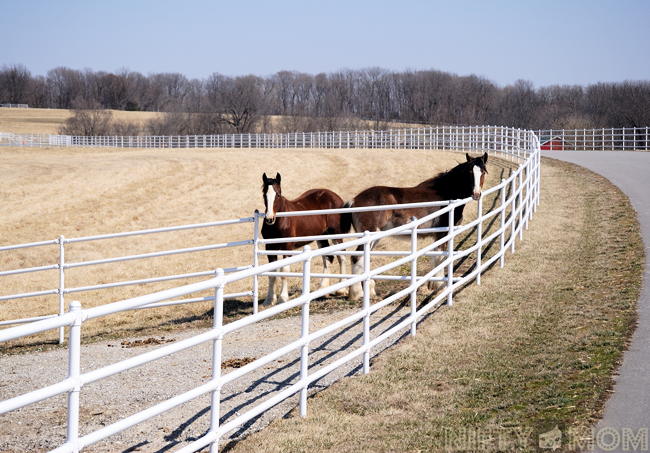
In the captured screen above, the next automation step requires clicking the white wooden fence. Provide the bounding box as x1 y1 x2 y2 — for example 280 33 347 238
1 126 648 151
535 127 650 150
0 126 540 452
1 125 533 155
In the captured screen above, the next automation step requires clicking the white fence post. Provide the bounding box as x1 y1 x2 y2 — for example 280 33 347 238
66 301 82 450
510 178 517 254
410 217 418 337
518 170 524 241
253 211 260 315
209 269 224 453
363 231 371 374
447 207 455 306
299 246 312 418
476 196 483 285
525 159 532 227
59 235 65 344
500 179 507 268
535 148 541 209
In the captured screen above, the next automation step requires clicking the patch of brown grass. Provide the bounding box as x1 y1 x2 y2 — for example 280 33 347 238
224 158 643 452
0 108 163 135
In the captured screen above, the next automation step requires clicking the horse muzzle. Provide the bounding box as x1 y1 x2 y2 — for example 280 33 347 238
472 192 482 200
264 217 276 225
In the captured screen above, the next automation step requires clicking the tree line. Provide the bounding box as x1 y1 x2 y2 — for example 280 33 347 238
1 63 649 136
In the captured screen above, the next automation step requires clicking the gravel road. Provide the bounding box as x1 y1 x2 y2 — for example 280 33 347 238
1 301 418 453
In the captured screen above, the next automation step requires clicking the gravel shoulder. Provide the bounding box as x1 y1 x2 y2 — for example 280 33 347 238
1 302 418 453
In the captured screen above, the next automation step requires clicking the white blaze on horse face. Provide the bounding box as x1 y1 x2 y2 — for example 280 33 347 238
265 186 277 224
472 165 483 199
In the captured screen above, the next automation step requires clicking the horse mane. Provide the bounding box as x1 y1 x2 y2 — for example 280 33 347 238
416 160 471 198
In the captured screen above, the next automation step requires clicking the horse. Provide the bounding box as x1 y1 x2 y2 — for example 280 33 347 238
261 172 348 305
340 153 489 300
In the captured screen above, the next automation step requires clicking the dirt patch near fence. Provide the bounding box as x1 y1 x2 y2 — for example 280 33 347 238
0 145 517 350
223 158 644 453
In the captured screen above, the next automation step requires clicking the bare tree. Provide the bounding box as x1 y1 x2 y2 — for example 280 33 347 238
59 98 113 136
587 81 650 128
142 73 168 112
97 72 130 110
452 75 497 125
495 79 539 129
536 84 591 129
30 75 51 108
124 70 148 111
206 74 264 133
110 119 141 136
145 112 184 135
184 79 205 112
358 67 391 124
0 64 32 104
47 67 84 109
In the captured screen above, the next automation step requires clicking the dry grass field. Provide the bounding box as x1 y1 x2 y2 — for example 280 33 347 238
1 145 516 349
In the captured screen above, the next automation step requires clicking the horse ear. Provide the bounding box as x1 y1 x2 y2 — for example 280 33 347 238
482 153 488 164
276 173 281 184
262 173 268 184
466 153 472 162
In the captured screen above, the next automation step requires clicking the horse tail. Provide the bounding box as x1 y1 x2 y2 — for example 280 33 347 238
340 200 355 234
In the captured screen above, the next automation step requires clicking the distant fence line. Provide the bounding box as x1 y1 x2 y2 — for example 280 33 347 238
0 126 648 151
0 126 531 151
0 104 29 108
535 127 650 151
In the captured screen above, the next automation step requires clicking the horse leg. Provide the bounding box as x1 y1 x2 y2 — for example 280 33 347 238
263 255 279 306
317 254 333 294
428 242 448 293
335 241 348 297
348 239 380 300
278 263 291 304
348 244 363 300
316 239 332 295
366 239 378 298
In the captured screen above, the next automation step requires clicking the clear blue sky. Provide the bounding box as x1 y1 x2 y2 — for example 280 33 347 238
2 0 648 88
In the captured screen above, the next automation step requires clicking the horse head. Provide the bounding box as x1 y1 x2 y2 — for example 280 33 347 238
466 153 488 200
262 172 282 225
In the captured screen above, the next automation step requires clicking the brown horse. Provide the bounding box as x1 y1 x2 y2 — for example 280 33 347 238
261 173 347 305
340 153 488 300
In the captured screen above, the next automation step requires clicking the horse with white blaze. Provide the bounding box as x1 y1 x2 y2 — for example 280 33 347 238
261 172 347 305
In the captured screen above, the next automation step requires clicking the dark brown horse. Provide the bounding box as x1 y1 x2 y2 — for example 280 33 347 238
340 153 488 300
261 173 347 305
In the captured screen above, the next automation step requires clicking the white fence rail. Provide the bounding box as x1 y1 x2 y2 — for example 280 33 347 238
535 127 650 150
0 104 29 108
0 126 540 452
0 218 259 344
